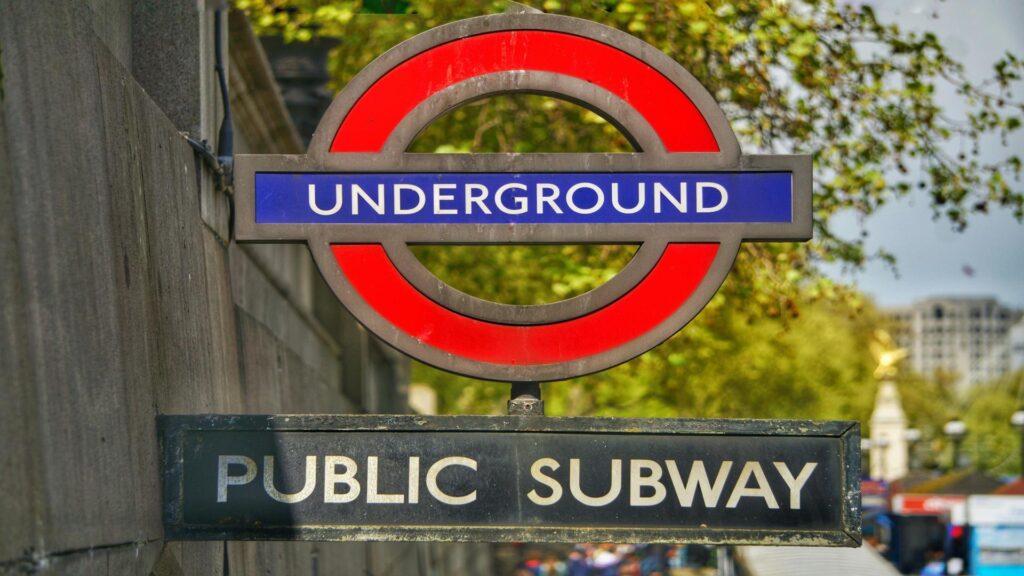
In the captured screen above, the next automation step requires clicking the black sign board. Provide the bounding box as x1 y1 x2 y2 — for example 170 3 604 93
161 415 860 546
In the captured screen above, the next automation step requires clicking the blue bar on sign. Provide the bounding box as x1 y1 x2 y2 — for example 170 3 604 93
255 172 792 224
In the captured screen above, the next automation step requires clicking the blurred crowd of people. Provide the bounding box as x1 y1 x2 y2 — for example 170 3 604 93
514 543 718 576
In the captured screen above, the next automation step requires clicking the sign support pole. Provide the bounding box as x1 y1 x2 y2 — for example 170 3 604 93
508 382 544 416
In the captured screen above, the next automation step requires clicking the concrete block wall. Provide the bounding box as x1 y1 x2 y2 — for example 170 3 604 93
0 0 462 574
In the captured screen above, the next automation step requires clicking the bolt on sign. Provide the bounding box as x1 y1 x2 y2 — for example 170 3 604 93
163 9 860 545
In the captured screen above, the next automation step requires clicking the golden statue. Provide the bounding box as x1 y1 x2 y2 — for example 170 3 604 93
870 329 907 380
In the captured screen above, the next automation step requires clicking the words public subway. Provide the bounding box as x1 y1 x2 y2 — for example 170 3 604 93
217 453 817 510
177 430 846 531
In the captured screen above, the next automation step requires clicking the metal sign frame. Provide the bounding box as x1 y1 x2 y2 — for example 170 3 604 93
161 415 860 546
234 12 813 383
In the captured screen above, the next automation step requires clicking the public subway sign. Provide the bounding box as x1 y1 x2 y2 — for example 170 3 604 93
234 11 812 383
161 415 861 545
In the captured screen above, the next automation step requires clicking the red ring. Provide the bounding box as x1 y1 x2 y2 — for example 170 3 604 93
333 243 718 365
329 30 720 367
330 30 718 153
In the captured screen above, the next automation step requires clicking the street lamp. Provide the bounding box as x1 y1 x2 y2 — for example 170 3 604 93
944 419 968 471
905 428 922 471
1011 409 1024 476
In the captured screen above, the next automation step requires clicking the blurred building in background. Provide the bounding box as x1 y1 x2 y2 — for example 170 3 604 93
885 297 1023 392
1011 320 1024 373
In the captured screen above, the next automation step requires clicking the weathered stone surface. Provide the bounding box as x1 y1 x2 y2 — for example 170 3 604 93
1 0 168 555
130 0 204 136
0 1 464 573
0 55 45 567
201 227 245 412
165 542 224 576
235 308 354 413
242 243 318 315
85 0 132 67
227 9 305 156
368 542 430 576
22 542 164 576
432 543 498 575
231 243 344 389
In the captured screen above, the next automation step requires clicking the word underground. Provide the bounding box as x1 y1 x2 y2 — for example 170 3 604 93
217 455 818 510
305 180 730 217
253 172 793 224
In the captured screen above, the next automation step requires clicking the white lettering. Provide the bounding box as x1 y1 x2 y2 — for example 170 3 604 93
527 458 563 506
408 456 420 504
324 455 360 504
433 183 458 215
426 456 477 505
630 459 666 506
773 462 817 509
366 456 404 504
465 184 491 214
394 184 426 215
217 455 256 503
697 182 728 213
612 182 645 214
726 462 779 509
665 460 733 507
496 183 529 215
263 455 317 504
566 183 605 215
308 184 343 216
351 184 384 216
654 182 687 213
536 184 564 214
570 458 621 506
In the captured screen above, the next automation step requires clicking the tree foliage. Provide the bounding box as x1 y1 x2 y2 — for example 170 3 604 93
421 294 880 421
961 372 1024 475
236 0 1024 425
891 370 1024 475
894 371 957 471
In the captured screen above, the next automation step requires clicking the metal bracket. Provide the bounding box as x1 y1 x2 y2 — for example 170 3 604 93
508 382 544 415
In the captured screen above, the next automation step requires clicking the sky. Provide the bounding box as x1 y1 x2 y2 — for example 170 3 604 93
825 0 1024 309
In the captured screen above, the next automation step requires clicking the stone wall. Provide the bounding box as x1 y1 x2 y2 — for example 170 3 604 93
0 1 456 574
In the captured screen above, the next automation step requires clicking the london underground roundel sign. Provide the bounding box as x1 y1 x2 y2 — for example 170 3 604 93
235 12 812 383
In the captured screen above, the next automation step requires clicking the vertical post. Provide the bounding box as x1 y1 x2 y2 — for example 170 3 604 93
951 438 963 472
508 382 544 416
905 428 921 473
717 546 733 576
860 439 872 479
1020 430 1024 477
1011 410 1024 477
944 419 967 472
